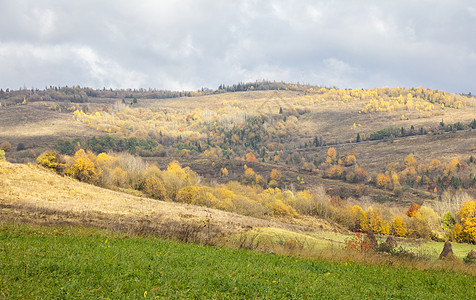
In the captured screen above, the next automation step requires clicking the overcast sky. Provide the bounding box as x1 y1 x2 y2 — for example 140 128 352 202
1 1 475 93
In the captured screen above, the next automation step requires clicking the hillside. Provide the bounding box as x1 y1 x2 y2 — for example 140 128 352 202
0 160 341 242
1 87 475 198
1 84 476 245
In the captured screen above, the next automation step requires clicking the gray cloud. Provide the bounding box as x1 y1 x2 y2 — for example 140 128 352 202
0 0 475 93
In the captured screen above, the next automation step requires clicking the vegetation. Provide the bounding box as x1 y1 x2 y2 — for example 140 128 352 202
31 147 476 243
1 82 476 295
1 222 474 299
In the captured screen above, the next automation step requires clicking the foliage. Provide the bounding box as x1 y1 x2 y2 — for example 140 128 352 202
391 216 407 237
0 141 12 152
406 203 420 217
37 150 66 173
0 150 5 161
66 149 102 184
143 176 166 200
456 199 476 243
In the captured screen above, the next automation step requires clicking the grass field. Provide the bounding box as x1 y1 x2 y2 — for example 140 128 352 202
1 222 475 299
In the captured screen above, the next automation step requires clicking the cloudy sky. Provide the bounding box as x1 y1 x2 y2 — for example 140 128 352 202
1 1 475 93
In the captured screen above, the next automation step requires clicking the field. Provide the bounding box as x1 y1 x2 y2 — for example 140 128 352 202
1 85 476 297
1 222 474 299
1 159 474 263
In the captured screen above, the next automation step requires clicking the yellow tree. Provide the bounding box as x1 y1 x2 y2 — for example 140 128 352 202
351 205 369 232
391 216 407 237
406 203 420 217
326 147 337 164
404 153 417 168
66 149 102 184
457 199 476 243
345 155 357 166
245 152 258 162
270 169 282 181
220 167 229 178
143 176 166 200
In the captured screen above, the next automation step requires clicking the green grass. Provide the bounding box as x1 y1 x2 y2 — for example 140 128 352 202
0 223 475 299
419 241 475 260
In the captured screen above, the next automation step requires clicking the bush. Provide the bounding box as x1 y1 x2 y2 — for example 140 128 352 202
0 141 12 152
66 149 102 184
37 150 66 174
0 150 5 161
143 176 166 200
344 232 377 253
16 143 26 151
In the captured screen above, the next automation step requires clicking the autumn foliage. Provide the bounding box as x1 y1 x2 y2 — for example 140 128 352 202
456 199 476 243
0 142 12 152
405 203 420 217
37 150 66 173
66 149 102 184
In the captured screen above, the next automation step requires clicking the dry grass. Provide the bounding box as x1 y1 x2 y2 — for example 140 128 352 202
0 160 332 243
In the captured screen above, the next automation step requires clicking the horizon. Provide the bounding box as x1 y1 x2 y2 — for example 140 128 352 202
1 1 475 94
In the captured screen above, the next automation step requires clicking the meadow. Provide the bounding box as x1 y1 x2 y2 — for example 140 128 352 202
1 222 474 299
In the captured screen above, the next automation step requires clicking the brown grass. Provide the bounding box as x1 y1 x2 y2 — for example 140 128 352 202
0 160 332 244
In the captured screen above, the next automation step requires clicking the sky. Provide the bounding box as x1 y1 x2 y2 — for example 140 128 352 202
1 1 475 93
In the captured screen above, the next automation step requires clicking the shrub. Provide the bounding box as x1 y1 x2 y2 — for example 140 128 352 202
162 161 199 200
37 150 66 174
406 203 420 217
176 186 200 204
441 212 455 230
54 139 75 155
344 232 377 253
0 150 5 161
66 149 102 184
0 141 11 152
16 143 26 151
376 173 391 189
143 176 166 200
345 155 356 166
269 169 282 181
354 167 368 183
